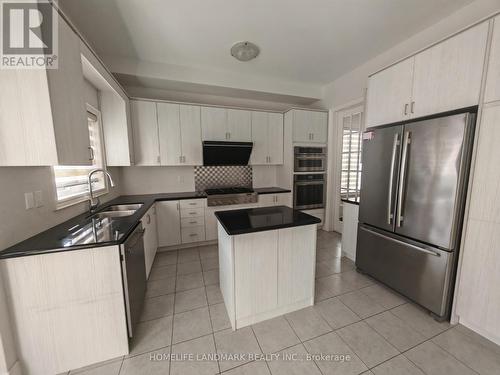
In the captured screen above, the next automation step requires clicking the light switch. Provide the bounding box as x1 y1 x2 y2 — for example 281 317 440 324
34 190 43 207
25 192 34 210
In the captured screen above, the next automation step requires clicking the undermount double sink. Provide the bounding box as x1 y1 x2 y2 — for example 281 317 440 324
90 204 143 219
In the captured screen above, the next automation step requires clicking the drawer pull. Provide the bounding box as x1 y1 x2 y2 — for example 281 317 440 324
189 221 197 224
189 233 197 237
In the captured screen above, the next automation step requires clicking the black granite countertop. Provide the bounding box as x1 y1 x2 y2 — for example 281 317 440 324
0 187 291 259
215 206 321 236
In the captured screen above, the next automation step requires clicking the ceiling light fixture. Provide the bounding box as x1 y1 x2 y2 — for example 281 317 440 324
230 41 260 62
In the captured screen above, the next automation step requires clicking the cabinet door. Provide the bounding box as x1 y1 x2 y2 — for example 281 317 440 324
365 58 414 128
131 100 160 165
250 112 269 165
158 102 182 165
412 22 488 117
292 110 314 142
276 193 292 207
268 113 284 164
180 105 202 165
0 69 58 166
311 112 328 143
201 106 227 141
484 16 500 103
156 201 181 247
142 206 158 277
227 109 251 141
259 194 276 207
47 16 90 165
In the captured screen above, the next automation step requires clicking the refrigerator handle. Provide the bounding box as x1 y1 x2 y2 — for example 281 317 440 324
387 133 400 225
396 130 411 227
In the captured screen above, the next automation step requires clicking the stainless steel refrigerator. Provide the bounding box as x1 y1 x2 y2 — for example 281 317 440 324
356 112 475 319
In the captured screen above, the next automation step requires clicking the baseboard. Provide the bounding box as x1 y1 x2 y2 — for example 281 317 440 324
459 318 500 346
3 361 22 375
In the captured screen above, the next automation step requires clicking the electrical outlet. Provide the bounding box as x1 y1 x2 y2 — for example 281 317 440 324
24 192 34 210
34 190 44 207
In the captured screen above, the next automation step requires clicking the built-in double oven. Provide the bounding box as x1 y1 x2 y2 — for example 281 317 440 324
293 146 326 209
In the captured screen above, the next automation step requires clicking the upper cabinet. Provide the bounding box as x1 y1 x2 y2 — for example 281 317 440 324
366 58 414 127
485 15 500 103
366 22 488 128
158 103 202 166
0 15 91 166
291 110 328 143
411 22 488 117
201 106 227 141
201 106 252 141
227 109 252 141
130 100 160 166
250 112 284 165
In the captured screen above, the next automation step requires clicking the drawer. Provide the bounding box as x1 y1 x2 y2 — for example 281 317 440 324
181 226 206 243
180 207 204 218
180 199 205 209
181 217 205 228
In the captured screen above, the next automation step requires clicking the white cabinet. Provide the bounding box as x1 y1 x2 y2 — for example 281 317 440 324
485 15 500 103
456 104 500 344
366 58 415 128
100 93 133 166
259 193 292 207
142 205 158 277
158 103 202 166
0 16 90 166
47 16 90 165
366 22 488 128
250 112 284 165
292 110 328 143
157 201 181 247
227 109 252 141
130 100 160 165
201 106 252 141
201 106 227 141
411 22 488 118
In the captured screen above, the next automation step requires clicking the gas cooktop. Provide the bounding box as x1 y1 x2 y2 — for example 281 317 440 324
204 187 257 206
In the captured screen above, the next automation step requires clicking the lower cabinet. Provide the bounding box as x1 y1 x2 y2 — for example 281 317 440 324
258 193 292 207
142 204 158 277
157 201 181 247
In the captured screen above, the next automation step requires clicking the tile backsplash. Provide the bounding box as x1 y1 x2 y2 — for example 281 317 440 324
194 166 252 191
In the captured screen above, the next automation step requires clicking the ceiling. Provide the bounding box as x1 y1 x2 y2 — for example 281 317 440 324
60 0 474 102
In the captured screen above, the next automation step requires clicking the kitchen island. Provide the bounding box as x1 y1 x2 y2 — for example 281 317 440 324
215 206 320 329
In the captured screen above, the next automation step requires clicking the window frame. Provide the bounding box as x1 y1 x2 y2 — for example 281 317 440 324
340 110 363 205
52 104 109 210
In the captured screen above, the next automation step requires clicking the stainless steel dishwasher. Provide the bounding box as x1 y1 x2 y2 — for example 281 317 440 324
120 223 147 337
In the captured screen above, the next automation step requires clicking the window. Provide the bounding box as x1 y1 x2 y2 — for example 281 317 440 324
53 105 108 206
340 111 363 203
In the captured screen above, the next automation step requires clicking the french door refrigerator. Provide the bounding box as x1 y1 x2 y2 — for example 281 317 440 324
356 112 475 319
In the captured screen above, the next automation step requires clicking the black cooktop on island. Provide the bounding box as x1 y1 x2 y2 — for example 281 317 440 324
215 205 321 235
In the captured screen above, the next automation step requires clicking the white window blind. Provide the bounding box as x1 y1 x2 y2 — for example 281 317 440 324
53 108 107 204
341 111 363 203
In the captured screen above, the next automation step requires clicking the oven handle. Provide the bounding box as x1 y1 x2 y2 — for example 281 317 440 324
294 154 326 158
295 181 324 186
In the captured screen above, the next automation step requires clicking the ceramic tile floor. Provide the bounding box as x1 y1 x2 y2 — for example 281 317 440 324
68 230 500 375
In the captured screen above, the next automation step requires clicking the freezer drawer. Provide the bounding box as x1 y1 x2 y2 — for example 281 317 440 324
356 224 455 318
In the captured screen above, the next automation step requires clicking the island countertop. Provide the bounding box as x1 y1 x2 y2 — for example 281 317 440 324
215 205 321 236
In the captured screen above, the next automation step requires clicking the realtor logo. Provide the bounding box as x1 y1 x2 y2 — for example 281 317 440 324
1 0 58 68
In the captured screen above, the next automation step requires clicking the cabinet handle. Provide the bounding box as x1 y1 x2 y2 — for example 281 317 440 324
189 212 197 215
410 101 415 114
189 233 197 237
228 132 231 140
268 156 271 163
88 146 94 161
404 103 409 116
189 202 196 206
189 221 197 224
311 133 314 140
146 214 151 224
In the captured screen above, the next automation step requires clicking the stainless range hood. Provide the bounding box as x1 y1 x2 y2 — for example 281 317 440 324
202 141 253 166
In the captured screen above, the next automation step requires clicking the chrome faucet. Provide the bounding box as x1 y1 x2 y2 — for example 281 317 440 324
88 169 115 213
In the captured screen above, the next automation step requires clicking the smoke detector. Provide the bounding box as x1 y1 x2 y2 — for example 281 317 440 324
230 41 260 62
